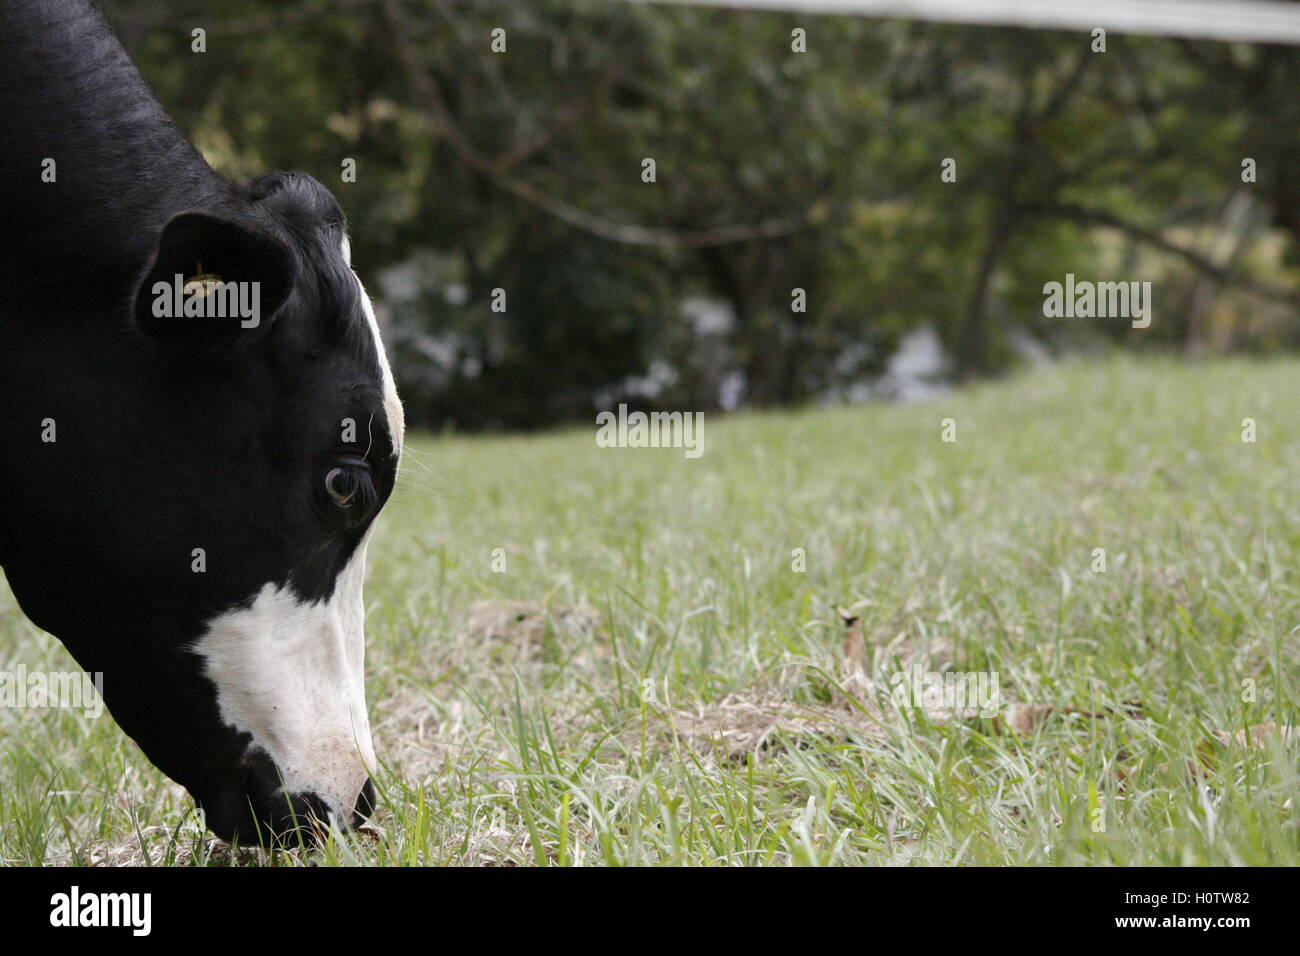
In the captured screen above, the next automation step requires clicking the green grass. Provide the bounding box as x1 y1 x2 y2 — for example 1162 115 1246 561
2 355 1297 865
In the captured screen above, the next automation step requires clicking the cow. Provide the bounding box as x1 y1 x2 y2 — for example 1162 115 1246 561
0 0 404 844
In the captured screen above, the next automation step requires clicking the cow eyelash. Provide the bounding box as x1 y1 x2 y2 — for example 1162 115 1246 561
322 458 376 518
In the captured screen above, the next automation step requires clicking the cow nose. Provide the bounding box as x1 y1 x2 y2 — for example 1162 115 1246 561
230 747 370 845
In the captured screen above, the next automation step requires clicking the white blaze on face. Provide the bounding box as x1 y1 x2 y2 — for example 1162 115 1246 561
195 234 403 818
341 234 405 449
194 544 376 813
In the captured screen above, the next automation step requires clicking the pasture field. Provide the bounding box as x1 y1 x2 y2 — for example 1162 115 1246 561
1 356 1297 866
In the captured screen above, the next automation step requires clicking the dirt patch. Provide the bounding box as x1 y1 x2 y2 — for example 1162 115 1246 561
668 688 887 759
376 690 483 779
464 600 601 657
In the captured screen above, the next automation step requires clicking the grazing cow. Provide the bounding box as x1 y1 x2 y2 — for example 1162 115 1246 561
0 0 404 842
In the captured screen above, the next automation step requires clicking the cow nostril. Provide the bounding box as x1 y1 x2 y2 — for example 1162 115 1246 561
267 791 343 846
354 777 377 823
294 792 338 829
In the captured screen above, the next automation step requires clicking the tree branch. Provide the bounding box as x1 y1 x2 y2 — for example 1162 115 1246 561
1020 201 1300 309
380 0 811 248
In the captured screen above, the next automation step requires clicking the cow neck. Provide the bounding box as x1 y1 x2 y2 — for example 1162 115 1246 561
0 2 234 300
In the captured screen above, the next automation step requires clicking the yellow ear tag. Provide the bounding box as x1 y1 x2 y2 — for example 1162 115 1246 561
182 262 222 297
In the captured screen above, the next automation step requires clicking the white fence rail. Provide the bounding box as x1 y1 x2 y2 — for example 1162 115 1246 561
614 0 1300 45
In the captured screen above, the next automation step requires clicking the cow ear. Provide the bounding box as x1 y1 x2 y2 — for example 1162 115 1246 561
133 211 295 362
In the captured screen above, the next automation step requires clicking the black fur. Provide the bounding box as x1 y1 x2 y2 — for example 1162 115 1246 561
0 1 397 842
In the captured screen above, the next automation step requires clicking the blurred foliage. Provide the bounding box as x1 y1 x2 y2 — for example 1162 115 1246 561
106 0 1300 428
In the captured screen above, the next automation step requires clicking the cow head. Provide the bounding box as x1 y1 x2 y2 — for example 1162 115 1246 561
1 172 403 843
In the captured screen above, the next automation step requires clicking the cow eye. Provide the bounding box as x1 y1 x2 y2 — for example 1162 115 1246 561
319 456 376 521
325 467 359 506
